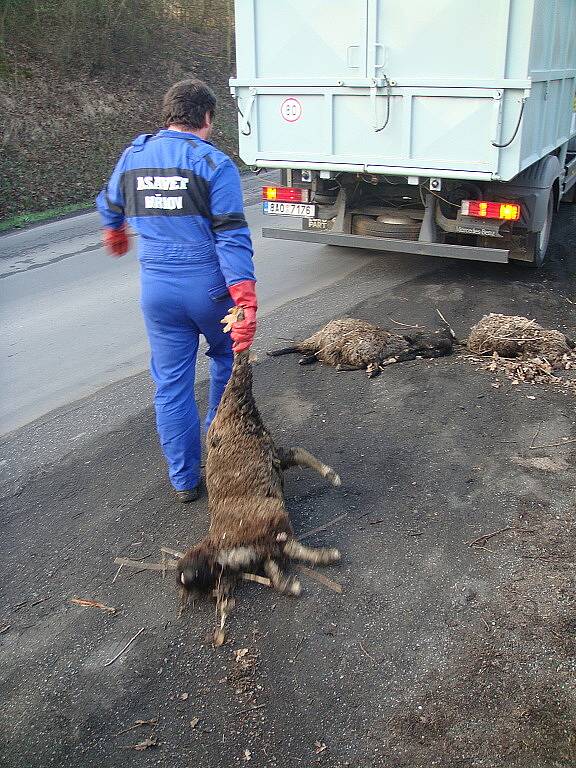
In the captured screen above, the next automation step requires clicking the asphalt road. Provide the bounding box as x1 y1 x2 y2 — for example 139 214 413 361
1 197 576 768
0 173 387 436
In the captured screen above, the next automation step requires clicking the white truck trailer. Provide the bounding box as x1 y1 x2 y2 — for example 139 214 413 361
231 0 576 266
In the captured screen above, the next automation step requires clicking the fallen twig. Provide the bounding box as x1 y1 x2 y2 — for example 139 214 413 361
112 564 123 583
529 424 542 449
70 597 116 614
233 703 266 716
241 573 272 587
113 557 178 571
31 597 50 607
520 553 573 562
435 308 456 339
529 438 576 450
298 513 348 541
294 564 342 593
289 636 306 664
104 627 145 667
466 526 535 548
359 640 377 662
389 318 422 329
0 624 10 635
160 546 185 559
115 718 159 737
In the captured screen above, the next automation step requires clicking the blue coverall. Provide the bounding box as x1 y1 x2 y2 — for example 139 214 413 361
96 129 255 491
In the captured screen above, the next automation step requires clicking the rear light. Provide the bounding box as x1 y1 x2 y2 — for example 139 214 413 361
262 186 309 203
461 200 521 221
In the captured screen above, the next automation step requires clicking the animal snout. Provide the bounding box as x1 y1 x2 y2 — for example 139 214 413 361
177 550 216 592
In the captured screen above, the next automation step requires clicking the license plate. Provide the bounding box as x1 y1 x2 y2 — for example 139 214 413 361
263 201 317 217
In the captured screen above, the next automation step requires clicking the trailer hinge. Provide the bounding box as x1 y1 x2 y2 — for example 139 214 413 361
236 90 256 137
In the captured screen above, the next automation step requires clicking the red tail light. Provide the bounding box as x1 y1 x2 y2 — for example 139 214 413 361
461 200 521 221
262 186 309 203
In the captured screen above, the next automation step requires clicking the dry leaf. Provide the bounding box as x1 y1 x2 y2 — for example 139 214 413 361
243 749 252 761
128 735 159 751
234 648 249 662
179 692 189 701
190 717 200 729
314 741 327 754
70 597 116 613
221 306 245 333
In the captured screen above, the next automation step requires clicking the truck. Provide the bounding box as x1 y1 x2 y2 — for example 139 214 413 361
230 0 576 267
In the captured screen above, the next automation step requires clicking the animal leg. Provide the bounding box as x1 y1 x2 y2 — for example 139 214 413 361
213 576 236 645
279 447 341 487
264 559 301 596
366 363 381 378
284 539 341 565
298 354 318 366
267 345 301 357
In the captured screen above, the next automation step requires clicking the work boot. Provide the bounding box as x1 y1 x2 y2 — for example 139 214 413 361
175 486 200 503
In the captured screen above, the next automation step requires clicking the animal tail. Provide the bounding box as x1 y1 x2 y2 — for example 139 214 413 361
266 345 301 357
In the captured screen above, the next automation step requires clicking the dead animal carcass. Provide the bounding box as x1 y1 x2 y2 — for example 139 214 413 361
268 317 455 377
177 348 341 643
467 314 574 364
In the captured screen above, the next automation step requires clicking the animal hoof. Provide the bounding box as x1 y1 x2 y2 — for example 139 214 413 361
327 548 341 563
326 469 341 487
366 364 381 378
290 579 302 597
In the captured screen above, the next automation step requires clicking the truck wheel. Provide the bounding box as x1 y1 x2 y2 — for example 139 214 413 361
524 189 554 267
352 214 421 240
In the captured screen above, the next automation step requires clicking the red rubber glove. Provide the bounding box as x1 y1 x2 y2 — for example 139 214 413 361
102 223 129 257
228 280 258 352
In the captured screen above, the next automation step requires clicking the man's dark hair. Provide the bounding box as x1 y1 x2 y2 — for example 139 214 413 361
162 79 217 130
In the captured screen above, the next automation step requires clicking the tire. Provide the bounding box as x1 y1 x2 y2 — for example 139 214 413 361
524 188 554 268
351 214 421 240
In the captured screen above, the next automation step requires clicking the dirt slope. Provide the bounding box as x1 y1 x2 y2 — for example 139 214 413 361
0 20 238 220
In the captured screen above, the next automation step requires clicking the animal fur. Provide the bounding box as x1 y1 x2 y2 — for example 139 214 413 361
177 350 341 636
267 317 455 376
467 313 574 363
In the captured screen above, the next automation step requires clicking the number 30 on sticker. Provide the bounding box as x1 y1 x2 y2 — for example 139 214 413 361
281 98 302 122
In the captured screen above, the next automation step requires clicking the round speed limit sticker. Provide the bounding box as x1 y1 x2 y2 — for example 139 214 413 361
280 98 302 122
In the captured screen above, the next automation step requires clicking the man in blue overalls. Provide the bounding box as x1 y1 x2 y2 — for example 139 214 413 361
96 79 257 502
